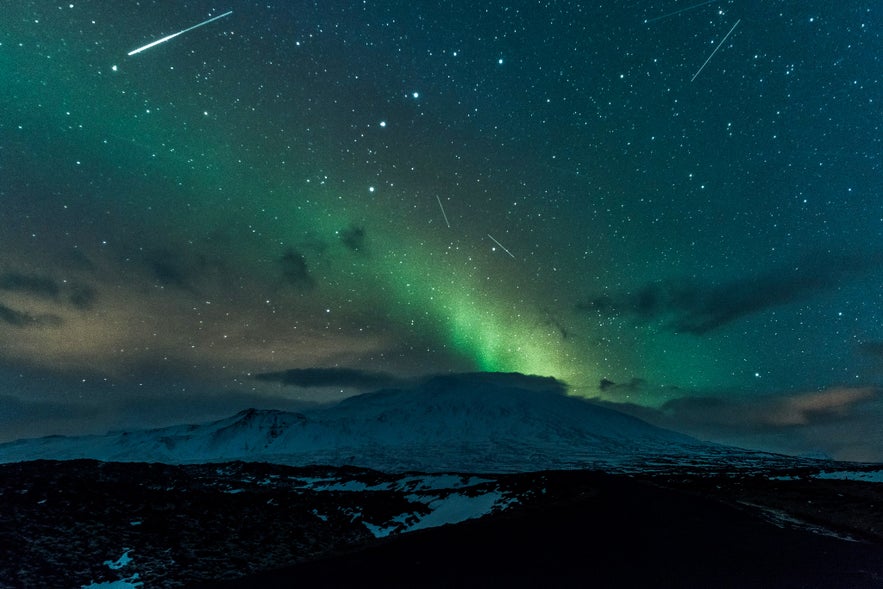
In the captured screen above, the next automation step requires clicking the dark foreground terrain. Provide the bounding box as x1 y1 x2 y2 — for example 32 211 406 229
210 474 883 589
1 460 882 588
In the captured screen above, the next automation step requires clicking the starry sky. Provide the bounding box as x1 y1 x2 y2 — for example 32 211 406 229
1 1 882 460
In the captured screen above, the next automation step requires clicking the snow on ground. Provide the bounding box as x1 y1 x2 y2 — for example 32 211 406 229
104 551 132 570
814 469 883 483
305 479 373 492
0 373 702 472
292 473 494 493
392 474 494 492
362 521 399 538
362 490 508 538
404 490 504 532
80 578 143 589
80 550 144 588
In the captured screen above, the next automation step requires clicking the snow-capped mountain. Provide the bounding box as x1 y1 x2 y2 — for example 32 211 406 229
0 373 829 472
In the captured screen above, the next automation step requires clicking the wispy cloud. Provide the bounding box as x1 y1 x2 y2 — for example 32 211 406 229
858 341 883 359
339 225 367 254
0 270 97 310
0 303 63 328
591 383 883 460
578 252 879 334
0 272 60 298
278 249 316 290
255 367 404 390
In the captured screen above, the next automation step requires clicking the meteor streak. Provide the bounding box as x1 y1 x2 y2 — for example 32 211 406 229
436 195 451 228
128 10 233 56
691 19 741 82
487 234 516 259
644 0 720 24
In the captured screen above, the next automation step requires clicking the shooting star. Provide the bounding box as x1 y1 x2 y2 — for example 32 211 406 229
691 19 741 82
435 195 451 228
128 10 233 57
487 234 516 259
644 0 720 24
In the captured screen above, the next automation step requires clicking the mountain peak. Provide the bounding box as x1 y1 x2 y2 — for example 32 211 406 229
0 371 713 472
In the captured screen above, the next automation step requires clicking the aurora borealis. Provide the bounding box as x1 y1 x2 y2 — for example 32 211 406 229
1 1 882 459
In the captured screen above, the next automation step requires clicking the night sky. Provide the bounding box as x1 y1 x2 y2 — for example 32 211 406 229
1 1 881 460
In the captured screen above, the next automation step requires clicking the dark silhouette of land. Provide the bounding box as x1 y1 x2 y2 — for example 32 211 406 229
207 470 883 588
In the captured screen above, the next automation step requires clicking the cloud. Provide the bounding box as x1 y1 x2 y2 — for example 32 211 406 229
279 250 315 290
0 303 63 328
578 251 879 334
656 387 879 429
255 367 403 390
339 225 367 253
257 370 569 397
0 272 60 299
591 385 883 460
540 309 570 340
420 371 569 395
859 341 883 359
599 377 649 395
0 271 96 310
68 283 97 309
146 249 191 289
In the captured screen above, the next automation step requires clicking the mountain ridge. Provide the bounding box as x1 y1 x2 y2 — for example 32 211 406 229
0 372 836 473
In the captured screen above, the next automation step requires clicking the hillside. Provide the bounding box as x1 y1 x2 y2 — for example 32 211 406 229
0 373 709 472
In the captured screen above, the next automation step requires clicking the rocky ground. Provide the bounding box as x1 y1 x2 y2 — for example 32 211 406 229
2 460 882 588
0 460 527 588
211 469 883 589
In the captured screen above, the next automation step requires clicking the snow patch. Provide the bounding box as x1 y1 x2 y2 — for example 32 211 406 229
393 474 493 492
104 551 132 571
405 491 504 531
82 551 143 589
81 576 142 589
310 480 371 492
363 521 399 538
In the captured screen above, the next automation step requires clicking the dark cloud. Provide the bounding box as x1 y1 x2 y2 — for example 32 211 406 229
590 385 883 461
594 386 880 434
146 250 190 289
255 367 404 390
66 249 97 273
419 371 568 395
598 377 648 395
859 341 883 359
68 283 97 310
540 309 570 340
0 304 35 327
578 252 878 334
0 303 63 328
0 272 95 311
279 250 315 290
339 225 367 253
0 272 60 299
